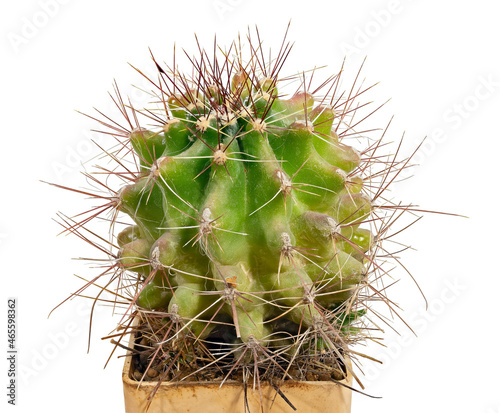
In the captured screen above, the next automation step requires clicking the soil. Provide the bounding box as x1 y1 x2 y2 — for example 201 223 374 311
128 322 348 386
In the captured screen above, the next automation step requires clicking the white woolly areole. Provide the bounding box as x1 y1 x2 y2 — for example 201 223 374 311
276 169 292 194
169 304 181 323
150 163 159 178
281 232 292 246
223 287 236 301
150 156 167 178
213 144 228 165
327 217 341 237
200 207 213 235
150 246 162 270
245 335 260 349
196 115 211 132
252 118 266 132
302 289 316 305
281 232 293 257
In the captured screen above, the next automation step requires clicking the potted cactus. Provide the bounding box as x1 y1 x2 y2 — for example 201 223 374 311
51 29 421 413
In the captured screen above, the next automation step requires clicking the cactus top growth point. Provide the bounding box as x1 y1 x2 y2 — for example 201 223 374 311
51 28 424 408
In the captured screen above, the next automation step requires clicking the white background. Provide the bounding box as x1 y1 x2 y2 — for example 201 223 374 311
2 0 499 412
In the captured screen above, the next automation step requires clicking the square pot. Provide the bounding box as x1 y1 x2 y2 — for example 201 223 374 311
122 346 353 413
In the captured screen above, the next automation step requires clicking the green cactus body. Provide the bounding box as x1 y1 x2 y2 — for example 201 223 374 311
115 68 373 348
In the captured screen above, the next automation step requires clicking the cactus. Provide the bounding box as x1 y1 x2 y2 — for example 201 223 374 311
51 29 422 405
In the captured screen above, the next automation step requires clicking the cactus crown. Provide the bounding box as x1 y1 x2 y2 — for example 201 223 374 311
52 29 420 403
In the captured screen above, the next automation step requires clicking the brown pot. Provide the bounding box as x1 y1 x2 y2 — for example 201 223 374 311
122 351 353 413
